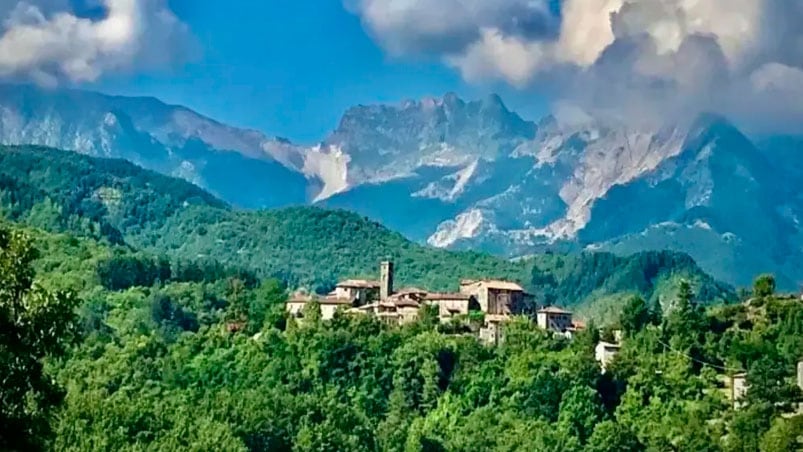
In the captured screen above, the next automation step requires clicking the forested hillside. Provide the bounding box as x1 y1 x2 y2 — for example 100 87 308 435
0 145 732 309
0 147 798 451
0 221 800 450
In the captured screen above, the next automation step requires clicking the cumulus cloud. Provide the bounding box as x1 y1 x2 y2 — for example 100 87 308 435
350 0 803 131
0 0 193 85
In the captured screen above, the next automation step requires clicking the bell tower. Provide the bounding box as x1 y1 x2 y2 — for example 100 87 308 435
380 261 394 301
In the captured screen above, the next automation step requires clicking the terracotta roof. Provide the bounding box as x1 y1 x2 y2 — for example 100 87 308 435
287 294 316 303
319 297 354 305
336 279 380 289
537 306 572 314
395 287 428 295
394 299 421 308
425 292 473 301
460 279 524 291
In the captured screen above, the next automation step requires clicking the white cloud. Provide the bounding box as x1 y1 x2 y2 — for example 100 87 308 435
349 0 803 131
446 28 550 87
0 0 192 84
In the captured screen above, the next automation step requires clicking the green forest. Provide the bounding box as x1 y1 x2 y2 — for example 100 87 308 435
0 145 731 307
1 145 801 451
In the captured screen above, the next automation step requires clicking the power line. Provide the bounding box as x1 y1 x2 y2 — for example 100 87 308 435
656 338 744 374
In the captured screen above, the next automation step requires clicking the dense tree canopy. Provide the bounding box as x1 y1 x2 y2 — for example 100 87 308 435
2 145 800 451
0 227 79 450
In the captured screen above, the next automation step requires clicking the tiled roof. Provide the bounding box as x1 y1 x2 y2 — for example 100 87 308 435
287 294 353 305
571 320 587 330
460 279 524 291
288 294 315 303
425 292 472 301
394 287 428 295
394 299 421 308
537 306 572 314
319 297 354 305
336 279 381 289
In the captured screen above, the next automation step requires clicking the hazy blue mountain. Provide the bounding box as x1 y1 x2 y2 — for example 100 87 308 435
0 84 310 208
0 83 800 288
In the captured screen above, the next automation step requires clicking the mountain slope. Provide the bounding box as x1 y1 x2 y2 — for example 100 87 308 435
0 85 796 289
0 84 310 208
0 145 732 312
317 103 803 289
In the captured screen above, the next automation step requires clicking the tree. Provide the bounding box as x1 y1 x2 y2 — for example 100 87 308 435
586 420 644 452
747 355 801 409
649 298 663 325
665 280 705 351
753 274 776 299
557 385 605 444
0 228 79 450
620 295 650 337
760 415 803 452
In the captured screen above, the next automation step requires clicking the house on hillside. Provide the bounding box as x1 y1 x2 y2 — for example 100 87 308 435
424 292 477 320
798 361 803 391
730 373 749 409
286 261 537 341
536 306 573 333
459 279 529 315
332 279 380 306
595 341 621 373
286 292 353 321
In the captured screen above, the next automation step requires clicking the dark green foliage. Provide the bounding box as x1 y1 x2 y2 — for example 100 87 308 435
0 227 79 451
0 220 799 451
753 274 776 298
96 254 171 290
0 145 733 310
586 420 644 452
620 295 651 336
530 251 733 321
13 145 803 451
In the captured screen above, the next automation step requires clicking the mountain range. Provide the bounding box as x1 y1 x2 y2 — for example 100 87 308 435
0 83 800 289
0 144 733 321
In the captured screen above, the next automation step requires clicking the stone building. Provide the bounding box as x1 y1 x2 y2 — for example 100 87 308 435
536 306 573 333
731 373 749 409
798 360 803 392
479 314 509 345
459 279 528 315
286 292 353 321
380 261 394 301
424 292 476 320
595 341 621 373
332 279 380 306
286 261 539 343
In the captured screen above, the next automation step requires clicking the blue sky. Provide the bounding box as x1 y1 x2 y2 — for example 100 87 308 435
92 1 548 143
3 1 801 136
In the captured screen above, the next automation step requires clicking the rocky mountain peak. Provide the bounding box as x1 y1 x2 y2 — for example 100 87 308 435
2 84 802 289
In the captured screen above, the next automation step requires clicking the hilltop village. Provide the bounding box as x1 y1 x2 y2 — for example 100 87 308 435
286 261 583 345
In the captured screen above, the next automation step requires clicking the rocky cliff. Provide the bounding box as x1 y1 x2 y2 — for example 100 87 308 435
1 83 800 288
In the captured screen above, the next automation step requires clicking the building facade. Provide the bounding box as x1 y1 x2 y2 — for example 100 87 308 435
595 341 621 372
459 279 527 315
286 261 549 345
536 306 573 333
